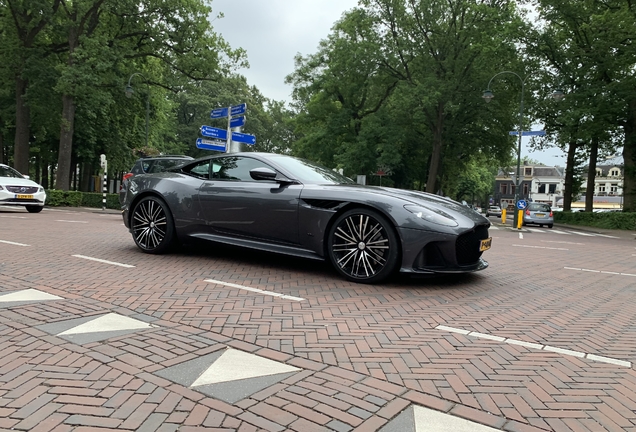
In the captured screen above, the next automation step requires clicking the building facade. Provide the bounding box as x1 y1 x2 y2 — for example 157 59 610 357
493 165 564 210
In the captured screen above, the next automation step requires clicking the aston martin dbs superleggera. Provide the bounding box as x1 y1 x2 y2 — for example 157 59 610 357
122 152 491 283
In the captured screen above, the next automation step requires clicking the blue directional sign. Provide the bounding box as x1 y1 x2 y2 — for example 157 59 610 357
230 116 246 128
196 138 226 152
516 199 528 210
200 126 228 140
231 131 256 145
210 107 229 119
230 103 247 116
509 130 546 137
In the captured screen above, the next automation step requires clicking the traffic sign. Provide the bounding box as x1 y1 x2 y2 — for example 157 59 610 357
210 107 229 119
230 116 245 128
509 130 546 136
231 131 256 145
200 126 228 140
230 103 247 116
196 138 226 152
516 199 528 210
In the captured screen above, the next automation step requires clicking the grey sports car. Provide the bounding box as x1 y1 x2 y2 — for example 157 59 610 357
122 152 491 283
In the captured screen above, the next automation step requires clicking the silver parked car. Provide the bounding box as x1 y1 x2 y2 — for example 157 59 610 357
486 205 502 218
522 203 553 228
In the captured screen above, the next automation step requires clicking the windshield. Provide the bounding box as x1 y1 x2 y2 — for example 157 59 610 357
529 203 551 212
268 155 356 185
0 165 24 178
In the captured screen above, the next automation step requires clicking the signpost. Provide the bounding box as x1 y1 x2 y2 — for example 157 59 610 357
516 199 528 229
196 138 226 152
509 130 546 136
199 103 255 153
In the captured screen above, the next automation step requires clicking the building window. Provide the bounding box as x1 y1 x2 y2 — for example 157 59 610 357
610 169 620 176
596 169 603 177
524 167 532 176
548 184 556 193
598 185 606 192
523 184 529 195
511 184 516 195
611 184 618 193
538 184 546 193
501 184 508 194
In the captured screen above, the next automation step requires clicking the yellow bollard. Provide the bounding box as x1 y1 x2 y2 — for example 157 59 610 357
517 210 523 229
501 208 506 224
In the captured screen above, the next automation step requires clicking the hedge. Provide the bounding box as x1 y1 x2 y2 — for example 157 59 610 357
554 211 636 230
46 190 121 210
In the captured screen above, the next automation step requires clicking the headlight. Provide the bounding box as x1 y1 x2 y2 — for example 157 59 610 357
404 204 458 227
38 187 44 192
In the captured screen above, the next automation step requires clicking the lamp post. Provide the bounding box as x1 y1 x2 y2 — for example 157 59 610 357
125 73 150 148
483 72 564 228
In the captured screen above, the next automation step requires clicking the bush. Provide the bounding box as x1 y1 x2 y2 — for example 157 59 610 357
46 190 120 210
554 211 636 230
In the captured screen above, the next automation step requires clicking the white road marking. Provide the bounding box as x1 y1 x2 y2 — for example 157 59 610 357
59 313 151 335
564 267 636 277
595 233 620 238
565 230 594 236
436 325 632 368
56 220 88 223
512 244 569 251
526 228 545 233
519 232 523 239
205 278 305 301
550 230 570 235
0 239 30 247
542 240 585 245
72 255 135 268
0 215 27 219
0 288 62 302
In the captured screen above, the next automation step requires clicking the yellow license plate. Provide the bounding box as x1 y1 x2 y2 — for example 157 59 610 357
535 213 545 217
479 237 492 252
16 194 33 199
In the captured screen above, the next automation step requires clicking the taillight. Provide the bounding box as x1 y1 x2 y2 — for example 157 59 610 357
122 172 134 182
550 211 553 217
525 209 530 215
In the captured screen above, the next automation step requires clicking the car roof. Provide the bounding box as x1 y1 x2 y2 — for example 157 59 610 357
136 155 193 161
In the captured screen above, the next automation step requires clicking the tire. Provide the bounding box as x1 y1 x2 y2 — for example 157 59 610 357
131 196 175 254
26 205 43 213
539 224 543 228
548 224 553 229
327 208 399 284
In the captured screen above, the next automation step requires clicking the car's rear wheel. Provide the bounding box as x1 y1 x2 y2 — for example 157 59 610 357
548 224 553 229
131 196 175 254
26 205 43 213
327 208 399 284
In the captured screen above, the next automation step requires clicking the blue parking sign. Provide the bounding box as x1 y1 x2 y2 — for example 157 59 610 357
516 199 528 210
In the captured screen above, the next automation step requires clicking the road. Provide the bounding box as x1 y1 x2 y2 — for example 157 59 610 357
0 206 635 432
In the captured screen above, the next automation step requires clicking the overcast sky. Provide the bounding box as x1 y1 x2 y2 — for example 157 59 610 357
209 0 566 165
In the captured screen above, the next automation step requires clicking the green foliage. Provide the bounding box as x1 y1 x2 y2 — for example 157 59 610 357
45 190 119 209
554 211 636 230
45 190 83 207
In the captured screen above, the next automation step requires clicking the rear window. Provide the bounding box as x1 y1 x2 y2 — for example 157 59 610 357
529 203 550 212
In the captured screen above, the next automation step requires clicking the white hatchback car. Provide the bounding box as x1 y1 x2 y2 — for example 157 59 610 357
0 164 47 213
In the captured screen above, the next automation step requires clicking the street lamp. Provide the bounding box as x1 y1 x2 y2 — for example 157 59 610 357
482 72 564 228
125 73 150 148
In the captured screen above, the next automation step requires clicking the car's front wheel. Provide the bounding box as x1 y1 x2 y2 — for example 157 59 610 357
327 208 399 284
131 196 175 254
26 205 43 213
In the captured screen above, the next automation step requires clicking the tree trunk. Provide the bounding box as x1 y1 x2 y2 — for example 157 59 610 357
563 140 577 211
425 103 444 193
55 27 79 191
14 76 30 174
585 136 598 212
0 132 4 164
623 98 636 212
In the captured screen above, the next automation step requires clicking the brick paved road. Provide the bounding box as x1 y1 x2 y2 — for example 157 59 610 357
0 207 635 431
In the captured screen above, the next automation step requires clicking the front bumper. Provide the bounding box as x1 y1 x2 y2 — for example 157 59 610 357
0 191 46 206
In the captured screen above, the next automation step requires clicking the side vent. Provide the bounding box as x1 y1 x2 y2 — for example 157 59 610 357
302 199 344 210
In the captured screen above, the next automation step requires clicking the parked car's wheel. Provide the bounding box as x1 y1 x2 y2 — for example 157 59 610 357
131 196 175 254
26 205 43 213
327 208 399 284
548 224 553 229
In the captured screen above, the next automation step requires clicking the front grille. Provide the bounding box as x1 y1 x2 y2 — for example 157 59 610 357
455 225 489 266
6 186 39 194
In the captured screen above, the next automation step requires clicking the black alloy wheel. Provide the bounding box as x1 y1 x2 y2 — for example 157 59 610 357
327 208 399 284
131 196 175 254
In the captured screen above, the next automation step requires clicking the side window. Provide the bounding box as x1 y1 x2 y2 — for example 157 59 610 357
184 161 210 179
141 161 152 173
212 157 275 182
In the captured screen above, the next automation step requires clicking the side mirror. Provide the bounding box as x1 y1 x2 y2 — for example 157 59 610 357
250 167 278 181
